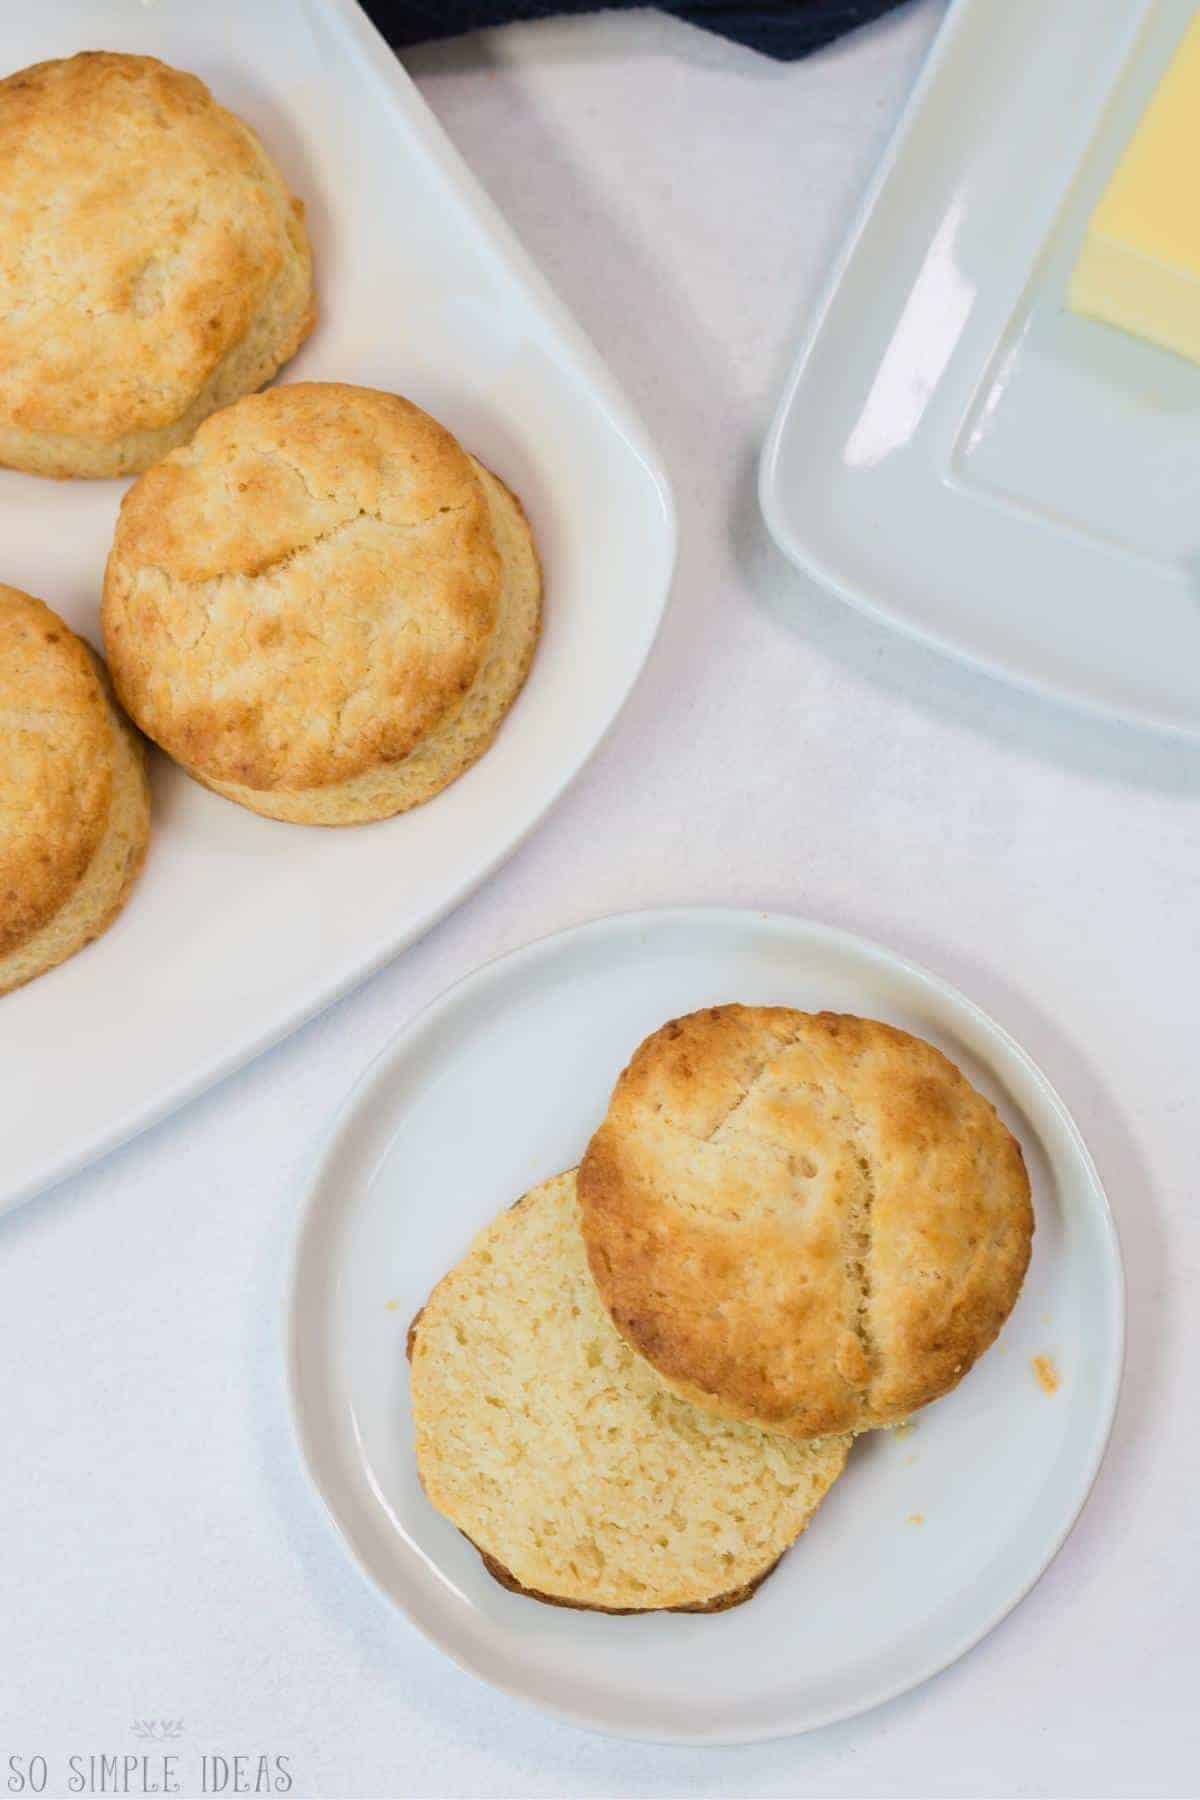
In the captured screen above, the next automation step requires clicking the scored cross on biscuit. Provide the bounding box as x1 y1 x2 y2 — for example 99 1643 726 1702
578 1006 1034 1440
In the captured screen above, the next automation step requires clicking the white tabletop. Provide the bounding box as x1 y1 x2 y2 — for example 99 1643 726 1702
2 5 1194 1796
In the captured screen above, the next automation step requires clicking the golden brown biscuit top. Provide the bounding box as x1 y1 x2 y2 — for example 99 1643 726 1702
0 51 304 442
0 587 112 955
101 383 502 793
579 1006 1034 1437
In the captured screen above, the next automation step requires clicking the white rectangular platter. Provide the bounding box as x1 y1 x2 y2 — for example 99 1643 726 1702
760 0 1200 737
0 0 675 1212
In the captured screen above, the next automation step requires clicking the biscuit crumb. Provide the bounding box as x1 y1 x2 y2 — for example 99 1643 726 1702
891 1419 916 1439
384 1299 401 1312
1032 1354 1059 1394
906 1512 924 1526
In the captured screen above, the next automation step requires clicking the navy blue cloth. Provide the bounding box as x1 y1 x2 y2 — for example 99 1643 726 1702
367 1 911 60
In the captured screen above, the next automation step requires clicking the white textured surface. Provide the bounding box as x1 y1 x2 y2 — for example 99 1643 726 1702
0 3 1195 1795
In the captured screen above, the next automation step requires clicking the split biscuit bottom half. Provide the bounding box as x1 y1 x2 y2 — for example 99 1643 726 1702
408 1170 849 1615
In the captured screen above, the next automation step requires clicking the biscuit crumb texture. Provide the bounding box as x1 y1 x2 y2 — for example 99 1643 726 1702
409 1171 848 1613
0 52 313 478
0 586 149 994
579 1006 1034 1440
102 383 540 823
1031 1354 1059 1394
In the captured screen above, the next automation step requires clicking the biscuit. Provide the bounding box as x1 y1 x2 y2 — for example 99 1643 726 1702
409 1170 848 1613
473 1545 782 1615
0 586 149 995
0 51 313 479
579 1007 1034 1439
101 383 541 824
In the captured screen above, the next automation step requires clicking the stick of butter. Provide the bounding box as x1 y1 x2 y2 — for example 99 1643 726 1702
1069 11 1200 364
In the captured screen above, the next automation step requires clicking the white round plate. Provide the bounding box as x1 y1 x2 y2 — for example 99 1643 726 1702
285 908 1124 1744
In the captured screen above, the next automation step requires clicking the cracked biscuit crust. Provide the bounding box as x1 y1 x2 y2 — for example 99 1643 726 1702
0 51 313 479
101 383 542 824
0 586 149 994
579 1007 1034 1439
409 1171 848 1613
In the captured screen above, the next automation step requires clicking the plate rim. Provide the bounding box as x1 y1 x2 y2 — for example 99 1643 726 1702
1 0 677 1217
757 0 1200 743
283 903 1127 1744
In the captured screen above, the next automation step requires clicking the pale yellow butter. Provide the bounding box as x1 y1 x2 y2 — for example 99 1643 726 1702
1069 11 1200 363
